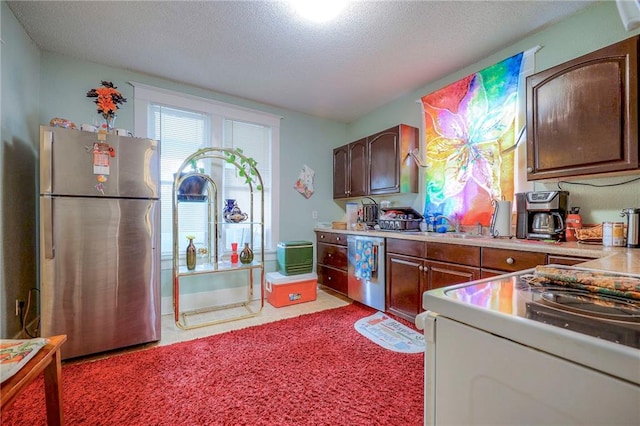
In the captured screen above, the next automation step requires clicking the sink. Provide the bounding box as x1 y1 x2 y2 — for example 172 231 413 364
407 231 485 239
443 232 485 239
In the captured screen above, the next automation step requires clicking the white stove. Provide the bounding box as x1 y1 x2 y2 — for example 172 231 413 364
416 266 640 425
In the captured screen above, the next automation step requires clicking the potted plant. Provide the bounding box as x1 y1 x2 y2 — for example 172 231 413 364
223 147 262 191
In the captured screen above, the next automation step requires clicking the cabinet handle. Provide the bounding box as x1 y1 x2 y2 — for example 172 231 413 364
419 265 424 271
320 235 325 239
336 237 341 242
327 276 332 281
327 253 332 258
506 257 515 265
526 167 533 173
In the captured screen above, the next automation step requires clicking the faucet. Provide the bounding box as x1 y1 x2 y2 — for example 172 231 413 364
434 215 460 233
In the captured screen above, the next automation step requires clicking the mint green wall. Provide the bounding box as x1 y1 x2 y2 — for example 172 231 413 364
347 1 640 224
38 52 347 246
1 1 41 337
38 54 346 300
4 0 640 334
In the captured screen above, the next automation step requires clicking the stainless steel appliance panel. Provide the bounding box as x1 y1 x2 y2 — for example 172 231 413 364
347 236 385 311
40 126 160 198
40 196 160 359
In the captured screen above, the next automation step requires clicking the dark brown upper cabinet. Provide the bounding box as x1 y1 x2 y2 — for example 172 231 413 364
333 124 418 199
526 35 639 180
333 138 367 198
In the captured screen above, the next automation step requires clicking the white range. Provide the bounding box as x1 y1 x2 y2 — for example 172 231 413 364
416 265 640 425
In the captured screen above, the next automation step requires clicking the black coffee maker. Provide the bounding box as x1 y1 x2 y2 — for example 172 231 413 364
515 191 569 240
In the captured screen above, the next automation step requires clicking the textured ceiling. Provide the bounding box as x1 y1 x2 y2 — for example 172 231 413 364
7 1 599 123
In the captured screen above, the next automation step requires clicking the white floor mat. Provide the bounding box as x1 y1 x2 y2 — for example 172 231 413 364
354 311 425 353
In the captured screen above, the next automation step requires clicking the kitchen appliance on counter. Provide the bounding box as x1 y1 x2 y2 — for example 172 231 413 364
378 207 423 231
347 235 385 311
621 207 640 248
515 190 569 240
39 126 161 359
416 265 640 425
361 197 379 228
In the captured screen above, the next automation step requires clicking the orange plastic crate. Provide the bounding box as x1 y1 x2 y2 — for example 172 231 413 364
265 272 317 308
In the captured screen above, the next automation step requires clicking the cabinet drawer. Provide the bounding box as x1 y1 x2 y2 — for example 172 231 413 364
547 254 593 266
482 248 546 272
317 243 348 269
317 265 348 295
316 231 347 246
386 238 425 257
427 242 480 267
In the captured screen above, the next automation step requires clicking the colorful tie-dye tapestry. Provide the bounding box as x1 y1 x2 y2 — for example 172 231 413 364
421 52 524 226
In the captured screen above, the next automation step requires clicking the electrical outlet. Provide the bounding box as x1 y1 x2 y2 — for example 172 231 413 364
312 210 318 219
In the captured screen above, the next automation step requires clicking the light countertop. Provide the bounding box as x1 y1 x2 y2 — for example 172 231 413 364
314 227 640 275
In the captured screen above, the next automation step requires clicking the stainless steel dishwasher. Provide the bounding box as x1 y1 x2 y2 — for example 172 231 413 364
347 235 385 311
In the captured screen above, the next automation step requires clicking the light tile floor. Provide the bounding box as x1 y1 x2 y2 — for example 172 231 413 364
160 287 351 346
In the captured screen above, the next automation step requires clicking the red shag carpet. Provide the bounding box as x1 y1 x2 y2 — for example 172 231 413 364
2 303 424 425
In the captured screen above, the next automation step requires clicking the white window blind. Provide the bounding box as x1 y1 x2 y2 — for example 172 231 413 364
149 105 210 255
222 120 272 252
132 82 280 261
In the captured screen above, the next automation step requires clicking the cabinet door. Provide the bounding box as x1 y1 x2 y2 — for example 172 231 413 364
387 254 426 322
427 260 480 291
368 127 399 194
349 139 368 197
526 35 639 180
332 145 349 199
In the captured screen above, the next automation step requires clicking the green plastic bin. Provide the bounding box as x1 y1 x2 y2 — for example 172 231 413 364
277 241 313 276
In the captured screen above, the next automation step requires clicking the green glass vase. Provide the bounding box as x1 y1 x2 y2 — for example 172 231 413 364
239 243 254 264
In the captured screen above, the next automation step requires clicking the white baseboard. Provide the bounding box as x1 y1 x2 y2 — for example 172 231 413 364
161 284 262 315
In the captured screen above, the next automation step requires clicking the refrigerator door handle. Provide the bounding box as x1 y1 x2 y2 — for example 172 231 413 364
41 130 53 193
43 196 54 259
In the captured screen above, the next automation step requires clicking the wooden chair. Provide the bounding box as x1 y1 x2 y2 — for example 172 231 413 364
1 335 67 425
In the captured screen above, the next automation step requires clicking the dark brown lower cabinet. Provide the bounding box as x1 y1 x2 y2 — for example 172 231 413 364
316 231 348 295
386 239 480 322
387 253 427 322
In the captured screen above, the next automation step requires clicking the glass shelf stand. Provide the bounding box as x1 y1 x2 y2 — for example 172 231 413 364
172 147 264 330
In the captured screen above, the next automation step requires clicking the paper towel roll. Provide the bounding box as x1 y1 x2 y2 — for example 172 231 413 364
491 200 512 237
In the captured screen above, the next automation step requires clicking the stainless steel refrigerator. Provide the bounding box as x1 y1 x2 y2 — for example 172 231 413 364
39 125 161 359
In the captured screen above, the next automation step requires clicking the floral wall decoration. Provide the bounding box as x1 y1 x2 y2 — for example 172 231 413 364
421 52 524 226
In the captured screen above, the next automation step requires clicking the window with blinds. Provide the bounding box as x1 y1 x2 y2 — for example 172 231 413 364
135 85 278 260
149 105 210 256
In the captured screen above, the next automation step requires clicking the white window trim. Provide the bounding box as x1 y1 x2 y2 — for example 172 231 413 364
129 81 281 264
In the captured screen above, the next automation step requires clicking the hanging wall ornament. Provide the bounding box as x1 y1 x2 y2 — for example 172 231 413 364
294 164 315 199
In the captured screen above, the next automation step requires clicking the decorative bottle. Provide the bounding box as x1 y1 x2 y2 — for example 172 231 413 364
240 243 254 264
186 237 196 270
231 242 239 264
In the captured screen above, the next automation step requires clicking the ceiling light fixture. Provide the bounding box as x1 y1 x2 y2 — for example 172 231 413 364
290 0 347 23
